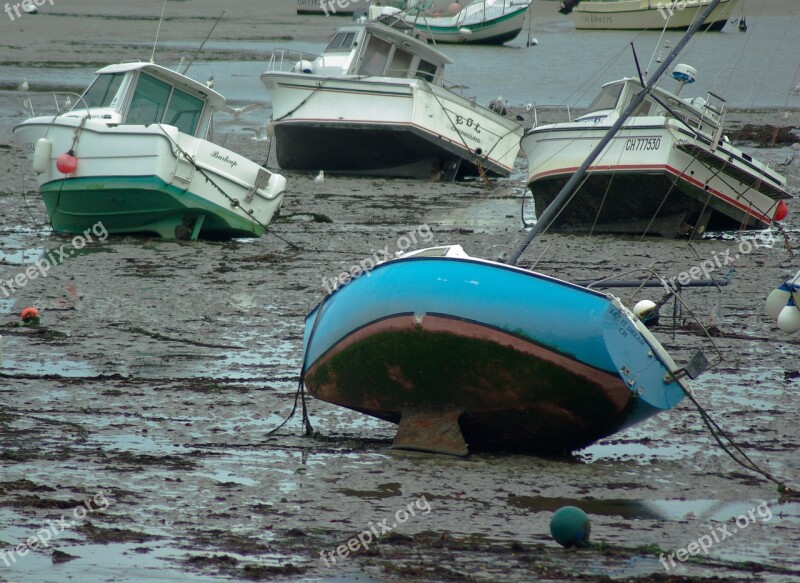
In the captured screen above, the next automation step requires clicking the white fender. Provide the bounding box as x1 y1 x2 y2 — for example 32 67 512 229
33 138 52 174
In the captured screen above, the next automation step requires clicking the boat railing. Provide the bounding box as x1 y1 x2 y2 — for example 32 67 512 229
266 49 327 73
666 92 725 145
439 77 468 96
20 92 92 118
530 104 574 127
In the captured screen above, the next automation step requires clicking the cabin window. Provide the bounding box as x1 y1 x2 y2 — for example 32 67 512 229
82 72 126 108
358 36 392 76
164 88 204 135
586 83 624 113
127 73 171 125
387 48 414 78
326 31 356 53
415 59 437 83
632 98 654 116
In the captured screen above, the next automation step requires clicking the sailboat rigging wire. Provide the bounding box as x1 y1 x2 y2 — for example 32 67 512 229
508 0 726 266
637 156 695 240
644 15 671 77
150 0 168 64
181 11 225 75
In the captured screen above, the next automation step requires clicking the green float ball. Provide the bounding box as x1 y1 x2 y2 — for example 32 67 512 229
550 506 591 548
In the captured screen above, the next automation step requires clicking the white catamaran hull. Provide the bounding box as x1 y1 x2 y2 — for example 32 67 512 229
572 0 738 31
522 117 789 236
262 73 522 179
14 116 286 239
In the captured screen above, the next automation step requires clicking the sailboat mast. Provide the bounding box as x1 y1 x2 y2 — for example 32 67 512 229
508 0 723 266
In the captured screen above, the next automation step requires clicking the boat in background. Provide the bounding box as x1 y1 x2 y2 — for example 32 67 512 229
521 65 792 237
560 0 739 31
14 63 286 240
261 22 523 180
369 0 533 45
302 245 691 455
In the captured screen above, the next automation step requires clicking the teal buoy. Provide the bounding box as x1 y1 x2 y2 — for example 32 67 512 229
550 506 591 548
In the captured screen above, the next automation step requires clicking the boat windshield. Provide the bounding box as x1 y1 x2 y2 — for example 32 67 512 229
325 31 357 53
586 82 624 113
126 72 204 135
81 72 126 109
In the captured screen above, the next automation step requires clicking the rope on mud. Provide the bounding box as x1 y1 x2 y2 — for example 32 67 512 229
622 268 799 496
20 170 42 227
266 379 314 437
268 294 332 438
679 386 799 499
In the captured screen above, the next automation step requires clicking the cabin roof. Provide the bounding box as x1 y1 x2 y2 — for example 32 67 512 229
95 62 226 107
342 23 454 66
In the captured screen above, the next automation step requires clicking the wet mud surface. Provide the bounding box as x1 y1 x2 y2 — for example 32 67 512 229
2 126 800 581
2 1 800 582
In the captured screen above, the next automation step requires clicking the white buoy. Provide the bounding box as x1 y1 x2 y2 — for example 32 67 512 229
633 299 657 320
33 138 52 174
777 299 800 334
766 283 792 319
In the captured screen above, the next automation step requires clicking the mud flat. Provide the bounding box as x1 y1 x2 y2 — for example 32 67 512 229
2 114 800 582
2 1 800 582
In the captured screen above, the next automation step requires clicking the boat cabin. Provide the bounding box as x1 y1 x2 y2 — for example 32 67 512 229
307 23 453 84
71 63 225 139
577 73 726 136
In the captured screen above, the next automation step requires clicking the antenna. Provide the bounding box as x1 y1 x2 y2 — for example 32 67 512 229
151 0 168 64
181 11 225 75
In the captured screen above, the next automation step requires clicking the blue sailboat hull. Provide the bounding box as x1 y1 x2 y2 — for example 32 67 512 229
302 249 688 453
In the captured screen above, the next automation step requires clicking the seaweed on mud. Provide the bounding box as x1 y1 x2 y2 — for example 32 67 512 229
78 521 160 544
99 451 199 471
0 479 56 495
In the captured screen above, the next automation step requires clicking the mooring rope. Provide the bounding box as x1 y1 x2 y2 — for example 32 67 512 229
157 125 302 250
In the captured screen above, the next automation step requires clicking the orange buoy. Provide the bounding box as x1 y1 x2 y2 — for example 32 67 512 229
21 306 40 325
56 150 77 174
775 200 788 221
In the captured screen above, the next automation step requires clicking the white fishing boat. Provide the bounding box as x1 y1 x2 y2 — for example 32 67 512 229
14 62 286 240
260 22 523 180
369 0 533 44
521 65 792 237
560 0 739 31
